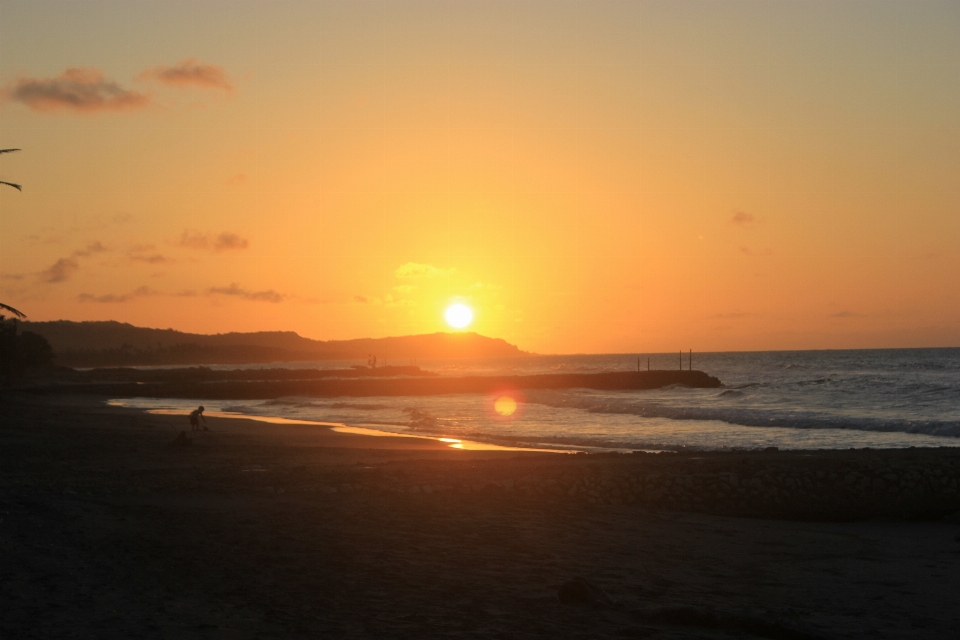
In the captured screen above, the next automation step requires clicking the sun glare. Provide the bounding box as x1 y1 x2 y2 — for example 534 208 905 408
445 303 473 329
494 395 517 416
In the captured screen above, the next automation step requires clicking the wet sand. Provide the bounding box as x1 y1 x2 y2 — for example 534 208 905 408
2 393 960 639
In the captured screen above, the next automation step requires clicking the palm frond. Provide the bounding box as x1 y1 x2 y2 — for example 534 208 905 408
0 149 21 155
0 302 26 319
0 181 22 191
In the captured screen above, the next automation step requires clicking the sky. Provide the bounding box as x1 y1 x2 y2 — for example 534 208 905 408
1 0 958 354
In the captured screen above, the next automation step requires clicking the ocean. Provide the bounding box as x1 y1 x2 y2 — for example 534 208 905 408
112 347 960 452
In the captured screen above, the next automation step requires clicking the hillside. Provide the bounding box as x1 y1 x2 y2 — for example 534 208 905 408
22 320 531 367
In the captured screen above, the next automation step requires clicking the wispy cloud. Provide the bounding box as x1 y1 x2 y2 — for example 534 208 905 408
73 241 108 257
36 241 110 284
39 258 79 283
214 233 248 251
128 244 172 264
137 59 232 92
177 231 249 252
78 286 157 303
730 210 755 225
2 68 150 113
208 283 283 303
395 262 454 278
130 253 172 264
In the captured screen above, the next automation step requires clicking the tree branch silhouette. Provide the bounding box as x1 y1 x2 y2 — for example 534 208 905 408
1 149 25 315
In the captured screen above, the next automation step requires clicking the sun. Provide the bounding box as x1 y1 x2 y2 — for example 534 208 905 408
445 303 473 329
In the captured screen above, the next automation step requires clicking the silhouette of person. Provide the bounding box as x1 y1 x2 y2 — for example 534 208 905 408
189 406 208 431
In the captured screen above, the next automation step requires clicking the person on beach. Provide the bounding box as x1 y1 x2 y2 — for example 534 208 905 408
189 406 208 431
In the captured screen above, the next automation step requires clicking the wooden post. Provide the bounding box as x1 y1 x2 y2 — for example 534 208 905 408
637 357 640 372
679 351 682 370
689 349 692 371
647 357 650 371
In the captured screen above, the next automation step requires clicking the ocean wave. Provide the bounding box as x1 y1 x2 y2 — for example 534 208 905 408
725 382 765 390
524 391 960 438
328 402 391 410
258 397 390 411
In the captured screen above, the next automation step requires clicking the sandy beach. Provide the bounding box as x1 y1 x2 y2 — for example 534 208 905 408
3 393 960 639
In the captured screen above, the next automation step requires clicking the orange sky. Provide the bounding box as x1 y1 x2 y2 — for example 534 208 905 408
1 1 958 354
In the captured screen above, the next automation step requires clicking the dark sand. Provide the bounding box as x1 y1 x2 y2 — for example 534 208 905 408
2 394 960 639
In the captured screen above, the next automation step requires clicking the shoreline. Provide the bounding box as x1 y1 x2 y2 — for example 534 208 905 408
9 393 960 521
138 405 576 453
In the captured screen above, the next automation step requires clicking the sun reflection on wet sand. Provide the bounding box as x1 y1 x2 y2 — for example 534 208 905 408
140 407 569 452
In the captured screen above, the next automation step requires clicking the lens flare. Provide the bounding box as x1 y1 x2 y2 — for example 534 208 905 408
494 395 517 416
445 303 473 329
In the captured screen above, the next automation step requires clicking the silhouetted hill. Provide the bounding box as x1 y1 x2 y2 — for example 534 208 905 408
22 321 531 367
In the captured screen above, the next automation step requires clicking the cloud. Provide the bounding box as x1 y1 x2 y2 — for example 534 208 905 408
214 233 248 251
739 246 772 256
395 262 454 279
177 231 210 250
138 59 232 92
730 211 755 225
354 295 369 303
78 286 157 303
39 257 79 283
73 241 108 257
2 67 150 113
177 231 249 252
226 173 247 186
36 241 111 284
130 253 172 264
208 283 283 303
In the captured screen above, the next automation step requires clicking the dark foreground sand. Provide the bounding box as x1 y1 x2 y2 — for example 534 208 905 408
2 394 960 639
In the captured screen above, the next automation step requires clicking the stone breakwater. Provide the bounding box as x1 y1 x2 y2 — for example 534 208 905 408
26 369 721 399
153 448 960 522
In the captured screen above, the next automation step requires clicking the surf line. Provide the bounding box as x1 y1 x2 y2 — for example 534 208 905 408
137 406 570 453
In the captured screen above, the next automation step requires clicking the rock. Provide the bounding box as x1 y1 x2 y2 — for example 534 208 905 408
557 577 616 608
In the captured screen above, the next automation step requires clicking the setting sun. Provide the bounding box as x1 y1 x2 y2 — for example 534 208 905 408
444 303 473 329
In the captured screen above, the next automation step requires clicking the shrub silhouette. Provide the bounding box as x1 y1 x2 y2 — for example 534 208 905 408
0 316 54 383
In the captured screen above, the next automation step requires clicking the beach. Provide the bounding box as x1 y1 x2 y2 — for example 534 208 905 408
3 393 960 639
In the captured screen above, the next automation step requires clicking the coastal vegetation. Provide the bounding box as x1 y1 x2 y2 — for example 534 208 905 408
22 320 530 367
0 317 54 383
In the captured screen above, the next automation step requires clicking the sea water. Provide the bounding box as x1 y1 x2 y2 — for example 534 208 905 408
112 347 960 452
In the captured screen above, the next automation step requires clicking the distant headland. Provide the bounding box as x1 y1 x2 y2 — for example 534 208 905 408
22 320 532 367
